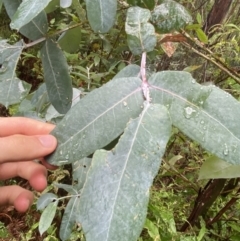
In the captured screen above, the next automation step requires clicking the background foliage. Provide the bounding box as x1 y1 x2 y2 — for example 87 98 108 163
1 0 240 240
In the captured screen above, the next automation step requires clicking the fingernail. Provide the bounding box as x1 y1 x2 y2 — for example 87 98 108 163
38 135 55 147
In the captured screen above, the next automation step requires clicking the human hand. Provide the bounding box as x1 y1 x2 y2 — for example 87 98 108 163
0 117 57 212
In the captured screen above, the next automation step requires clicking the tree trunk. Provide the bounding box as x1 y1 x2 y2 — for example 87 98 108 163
203 0 232 34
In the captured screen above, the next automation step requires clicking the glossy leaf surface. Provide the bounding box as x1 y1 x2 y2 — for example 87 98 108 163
149 71 240 165
86 0 117 33
151 0 192 33
10 0 51 31
46 75 144 166
78 103 171 241
40 39 73 114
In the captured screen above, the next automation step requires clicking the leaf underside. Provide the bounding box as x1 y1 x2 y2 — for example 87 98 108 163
78 103 171 241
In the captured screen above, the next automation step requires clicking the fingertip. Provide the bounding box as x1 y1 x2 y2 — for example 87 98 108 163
14 192 33 213
29 170 47 191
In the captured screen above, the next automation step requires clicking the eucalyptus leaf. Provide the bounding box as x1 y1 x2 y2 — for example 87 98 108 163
46 76 144 166
40 39 73 114
78 103 171 241
37 193 58 210
58 23 81 53
85 0 117 33
0 40 31 107
39 201 58 235
72 157 92 190
149 71 240 165
126 7 156 55
151 0 192 33
199 156 240 180
10 0 51 31
59 196 80 241
3 0 48 40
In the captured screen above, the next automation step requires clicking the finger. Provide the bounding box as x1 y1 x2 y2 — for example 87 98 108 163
0 161 47 191
0 186 34 212
0 117 55 137
0 134 57 163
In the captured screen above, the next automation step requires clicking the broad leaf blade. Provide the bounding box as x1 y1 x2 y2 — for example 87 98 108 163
113 64 140 79
86 0 117 33
149 71 240 165
126 7 157 55
199 156 240 180
40 39 73 114
58 23 81 53
39 201 58 235
37 193 58 210
46 76 144 166
72 157 92 190
59 196 80 241
3 0 48 40
151 0 192 33
10 0 51 31
0 40 31 107
78 103 171 241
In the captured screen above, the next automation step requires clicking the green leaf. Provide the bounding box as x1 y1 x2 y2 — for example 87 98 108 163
113 64 140 79
37 193 58 210
0 40 31 107
195 28 208 44
0 0 2 12
58 23 81 53
46 75 144 166
126 7 157 55
40 39 73 114
45 0 60 13
10 0 51 31
39 201 58 235
3 0 48 40
151 0 192 33
59 196 80 241
127 0 156 10
72 157 92 190
149 71 240 165
78 103 171 241
199 156 240 180
86 0 117 33
144 219 160 240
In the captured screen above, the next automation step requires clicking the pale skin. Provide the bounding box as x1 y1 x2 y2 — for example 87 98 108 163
0 117 57 212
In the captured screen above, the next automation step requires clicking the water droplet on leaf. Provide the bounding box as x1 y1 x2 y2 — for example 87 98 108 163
184 107 196 119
